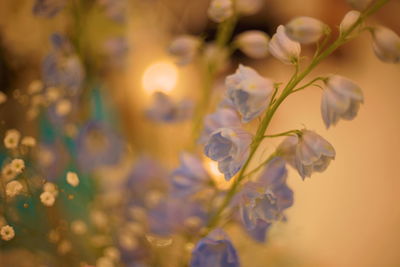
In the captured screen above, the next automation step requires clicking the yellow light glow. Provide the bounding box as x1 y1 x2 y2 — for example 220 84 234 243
142 61 178 94
205 158 234 190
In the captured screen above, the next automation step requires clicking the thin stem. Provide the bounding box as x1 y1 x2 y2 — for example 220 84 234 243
292 76 326 93
263 129 301 138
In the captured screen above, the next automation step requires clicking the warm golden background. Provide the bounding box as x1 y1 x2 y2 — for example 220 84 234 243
1 0 399 266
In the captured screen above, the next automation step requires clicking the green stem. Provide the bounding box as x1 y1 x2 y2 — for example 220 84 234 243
263 129 302 138
292 76 326 93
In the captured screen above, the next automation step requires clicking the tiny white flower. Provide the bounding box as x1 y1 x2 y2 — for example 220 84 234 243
71 220 87 235
208 0 233 23
6 180 23 198
269 25 301 64
4 129 21 149
0 91 7 105
0 225 15 241
55 99 72 116
2 164 16 181
66 171 80 187
340 10 361 36
27 80 43 94
235 0 263 15
370 26 400 63
285 16 326 44
21 136 37 147
168 35 201 65
43 182 59 197
235 30 270 59
40 191 56 207
321 75 364 128
346 0 372 10
10 159 25 174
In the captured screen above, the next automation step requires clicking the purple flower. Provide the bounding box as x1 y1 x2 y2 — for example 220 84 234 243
33 0 65 18
146 92 193 123
191 229 240 267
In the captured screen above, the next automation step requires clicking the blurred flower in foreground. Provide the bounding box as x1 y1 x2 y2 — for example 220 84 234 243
269 25 301 64
370 26 400 63
204 127 252 180
285 17 327 44
191 229 239 267
146 92 193 123
236 158 293 242
168 35 202 65
33 0 66 18
226 65 274 122
208 0 234 23
278 130 335 179
321 75 364 128
235 31 270 59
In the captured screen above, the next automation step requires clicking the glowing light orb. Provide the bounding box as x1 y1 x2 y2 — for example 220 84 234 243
142 61 178 94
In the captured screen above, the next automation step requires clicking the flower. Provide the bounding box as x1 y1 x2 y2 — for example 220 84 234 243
340 10 361 35
235 31 270 59
226 65 274 122
204 127 252 180
235 0 263 15
0 91 7 105
6 181 23 198
321 75 364 128
146 92 193 123
66 171 80 187
190 229 240 267
40 191 56 207
171 153 210 196
236 158 293 242
269 25 301 64
0 225 15 241
2 164 16 181
43 182 58 197
168 35 202 65
21 136 37 147
278 130 335 179
285 16 326 44
346 0 373 10
10 159 25 174
33 0 66 18
208 0 234 23
4 129 21 149
370 26 400 63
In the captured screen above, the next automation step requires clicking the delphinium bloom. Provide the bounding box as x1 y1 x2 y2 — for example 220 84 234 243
269 25 301 64
236 158 293 242
146 92 193 123
321 75 364 128
191 229 240 267
32 0 65 18
285 17 326 44
170 153 211 196
204 127 252 180
278 130 335 179
234 31 270 59
369 26 400 63
208 0 234 23
76 121 123 172
168 35 202 65
226 65 274 122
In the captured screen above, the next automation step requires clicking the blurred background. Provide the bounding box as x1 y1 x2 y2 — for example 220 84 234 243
0 0 399 266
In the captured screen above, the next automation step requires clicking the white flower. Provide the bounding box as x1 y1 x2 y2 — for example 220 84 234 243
0 225 15 241
370 26 400 63
235 0 263 15
168 35 201 65
55 99 72 116
269 25 301 64
235 30 270 59
285 16 326 44
2 164 16 181
71 220 87 235
0 91 7 105
43 182 59 197
4 129 21 149
340 10 361 36
27 80 43 94
66 171 80 187
226 65 274 122
278 130 335 179
6 181 23 198
346 0 372 10
321 75 363 128
208 0 233 23
21 136 37 147
10 159 25 174
40 191 56 207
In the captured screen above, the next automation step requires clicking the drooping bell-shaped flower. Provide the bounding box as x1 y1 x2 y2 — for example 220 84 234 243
321 75 364 128
146 92 193 123
235 31 270 59
285 17 326 44
278 130 335 179
190 229 240 267
168 35 202 65
171 153 210 196
235 0 263 15
339 10 361 36
208 0 234 23
370 26 400 63
204 127 252 180
269 25 301 64
226 65 274 122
